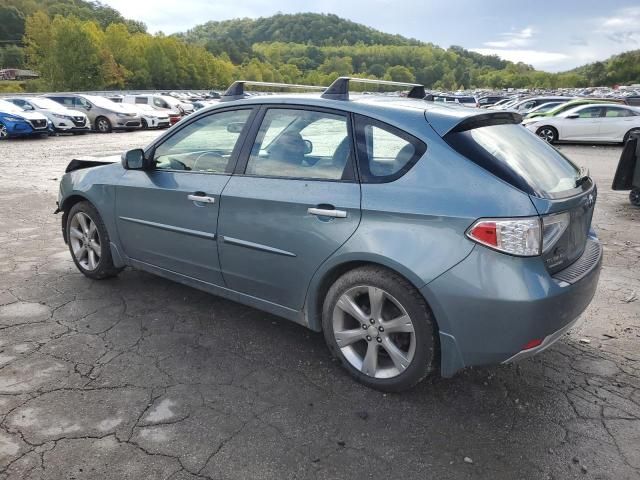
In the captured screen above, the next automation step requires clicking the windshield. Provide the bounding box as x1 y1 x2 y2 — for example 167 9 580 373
0 99 24 114
83 95 119 109
31 97 66 110
446 123 581 198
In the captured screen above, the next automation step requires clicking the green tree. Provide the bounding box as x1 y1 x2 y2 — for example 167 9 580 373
385 65 415 83
0 5 25 43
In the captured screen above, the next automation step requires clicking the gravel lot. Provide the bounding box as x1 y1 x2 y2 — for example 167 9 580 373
0 131 638 480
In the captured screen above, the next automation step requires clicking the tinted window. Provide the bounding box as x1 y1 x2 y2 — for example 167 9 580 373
354 115 426 183
445 123 580 198
246 108 352 181
154 109 251 173
135 97 147 104
604 107 634 117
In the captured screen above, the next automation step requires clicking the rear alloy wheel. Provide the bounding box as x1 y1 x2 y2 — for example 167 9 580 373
323 266 436 392
630 188 640 207
536 126 558 143
0 122 7 140
66 201 123 279
95 116 112 133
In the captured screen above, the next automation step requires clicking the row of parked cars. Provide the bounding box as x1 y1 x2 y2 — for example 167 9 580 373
428 93 640 144
0 92 207 140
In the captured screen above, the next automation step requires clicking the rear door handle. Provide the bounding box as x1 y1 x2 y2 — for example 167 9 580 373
188 194 216 204
308 207 347 218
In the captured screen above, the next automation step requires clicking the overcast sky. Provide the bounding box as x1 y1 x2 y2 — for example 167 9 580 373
103 0 640 72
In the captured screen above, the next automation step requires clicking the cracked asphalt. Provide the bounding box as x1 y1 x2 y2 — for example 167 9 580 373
0 131 638 480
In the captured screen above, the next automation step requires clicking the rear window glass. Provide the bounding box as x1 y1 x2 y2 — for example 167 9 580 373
457 97 475 103
445 123 581 198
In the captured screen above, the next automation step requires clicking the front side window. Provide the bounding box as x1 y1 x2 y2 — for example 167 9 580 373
135 97 147 104
576 106 603 118
153 109 251 173
354 115 426 182
245 108 353 181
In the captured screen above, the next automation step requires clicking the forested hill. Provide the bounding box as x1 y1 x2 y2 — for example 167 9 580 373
180 13 422 63
569 49 640 87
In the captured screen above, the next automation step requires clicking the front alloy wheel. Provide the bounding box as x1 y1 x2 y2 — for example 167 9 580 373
333 286 416 378
631 188 640 207
96 117 111 133
0 122 7 140
66 201 123 280
69 212 101 271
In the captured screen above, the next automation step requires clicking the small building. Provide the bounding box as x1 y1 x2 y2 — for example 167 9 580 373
0 69 40 80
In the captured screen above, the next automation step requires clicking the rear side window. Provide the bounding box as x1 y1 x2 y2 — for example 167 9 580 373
354 115 426 183
605 107 635 117
445 123 581 198
135 97 147 104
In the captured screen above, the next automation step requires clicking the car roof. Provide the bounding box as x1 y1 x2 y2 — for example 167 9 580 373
208 93 508 137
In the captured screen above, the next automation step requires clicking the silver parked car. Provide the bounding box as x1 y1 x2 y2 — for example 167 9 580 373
55 78 602 391
45 93 141 133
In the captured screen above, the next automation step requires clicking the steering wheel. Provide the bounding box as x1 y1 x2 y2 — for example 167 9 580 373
192 151 225 172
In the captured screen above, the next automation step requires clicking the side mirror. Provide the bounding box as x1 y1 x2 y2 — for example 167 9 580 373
121 149 147 170
566 113 579 119
24 104 34 110
303 139 313 155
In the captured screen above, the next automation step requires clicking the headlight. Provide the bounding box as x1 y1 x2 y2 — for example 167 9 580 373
1 116 23 122
117 113 129 118
52 113 71 119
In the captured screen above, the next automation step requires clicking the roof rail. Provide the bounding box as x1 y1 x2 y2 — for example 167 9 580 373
220 80 325 102
321 77 426 100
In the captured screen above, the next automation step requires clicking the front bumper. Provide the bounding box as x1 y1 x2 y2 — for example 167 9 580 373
422 236 602 377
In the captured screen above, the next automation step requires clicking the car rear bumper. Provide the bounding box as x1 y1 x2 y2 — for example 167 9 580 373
421 235 602 377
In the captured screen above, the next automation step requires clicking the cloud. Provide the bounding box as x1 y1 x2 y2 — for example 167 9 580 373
484 26 535 48
470 48 570 68
599 6 640 44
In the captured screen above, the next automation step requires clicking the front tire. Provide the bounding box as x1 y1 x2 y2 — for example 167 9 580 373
536 126 558 143
141 118 148 129
322 266 437 392
631 188 640 207
66 201 123 280
95 116 112 133
0 122 8 140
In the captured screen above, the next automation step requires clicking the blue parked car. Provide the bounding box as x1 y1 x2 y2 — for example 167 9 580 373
55 78 602 391
0 98 51 139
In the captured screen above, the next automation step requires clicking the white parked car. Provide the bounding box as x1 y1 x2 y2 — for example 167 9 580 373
524 104 640 143
123 103 170 129
6 96 90 133
122 95 184 124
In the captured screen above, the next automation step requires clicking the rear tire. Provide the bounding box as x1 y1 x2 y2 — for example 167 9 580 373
536 126 558 143
66 201 123 280
141 118 148 129
322 266 437 392
0 122 8 140
95 116 112 133
630 188 640 207
623 128 640 144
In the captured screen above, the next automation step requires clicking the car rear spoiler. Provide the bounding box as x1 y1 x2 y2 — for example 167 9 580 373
65 158 117 173
425 109 522 137
612 134 640 191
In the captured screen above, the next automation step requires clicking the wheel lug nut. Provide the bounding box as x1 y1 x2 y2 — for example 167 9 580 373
362 324 368 329
366 335 372 341
376 337 382 343
378 326 384 332
369 318 375 324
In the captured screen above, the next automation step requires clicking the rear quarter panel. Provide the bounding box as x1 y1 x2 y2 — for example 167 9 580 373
304 132 539 331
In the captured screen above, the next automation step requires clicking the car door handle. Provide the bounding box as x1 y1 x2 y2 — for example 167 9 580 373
308 207 347 218
188 194 215 204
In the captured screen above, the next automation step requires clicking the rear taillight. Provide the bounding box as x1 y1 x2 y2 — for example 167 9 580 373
467 217 541 256
467 212 571 257
541 212 570 253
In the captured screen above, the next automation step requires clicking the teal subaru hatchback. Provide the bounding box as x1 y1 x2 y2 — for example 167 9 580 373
56 78 602 391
